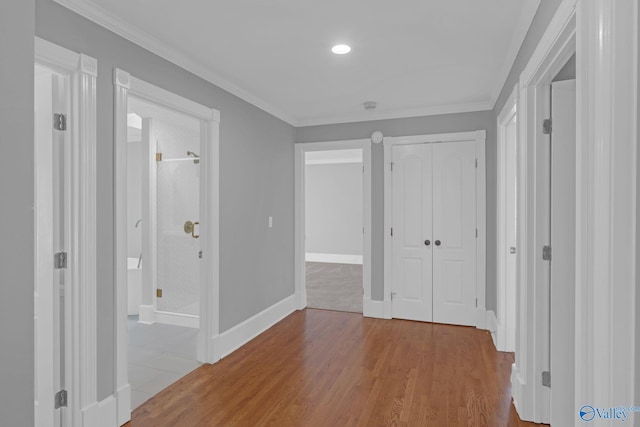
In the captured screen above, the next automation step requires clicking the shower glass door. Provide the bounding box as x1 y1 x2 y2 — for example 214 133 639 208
156 134 201 318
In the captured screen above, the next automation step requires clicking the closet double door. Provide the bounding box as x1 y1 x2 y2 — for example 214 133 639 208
391 141 477 326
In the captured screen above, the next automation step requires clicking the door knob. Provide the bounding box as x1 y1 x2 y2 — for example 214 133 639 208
424 239 431 246
435 240 441 246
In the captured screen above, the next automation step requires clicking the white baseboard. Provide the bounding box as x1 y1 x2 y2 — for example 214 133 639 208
138 304 154 324
116 384 131 426
82 395 117 427
363 298 385 318
475 307 487 329
155 310 199 329
511 365 528 421
212 294 296 360
485 310 498 349
305 252 363 264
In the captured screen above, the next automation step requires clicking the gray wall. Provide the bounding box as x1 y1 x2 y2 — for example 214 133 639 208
636 3 640 423
305 163 363 256
0 0 35 425
35 0 295 400
296 112 495 303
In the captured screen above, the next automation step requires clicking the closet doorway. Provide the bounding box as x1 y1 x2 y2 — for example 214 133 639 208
383 131 486 327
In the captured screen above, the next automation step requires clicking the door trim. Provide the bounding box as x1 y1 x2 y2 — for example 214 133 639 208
513 0 576 422
383 130 487 325
113 69 220 425
34 37 98 427
496 84 518 353
294 139 372 314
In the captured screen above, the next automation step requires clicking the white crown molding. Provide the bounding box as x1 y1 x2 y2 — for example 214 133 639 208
488 0 541 108
294 102 493 128
53 0 296 125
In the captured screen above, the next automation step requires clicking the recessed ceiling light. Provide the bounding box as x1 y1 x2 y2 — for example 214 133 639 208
331 44 351 55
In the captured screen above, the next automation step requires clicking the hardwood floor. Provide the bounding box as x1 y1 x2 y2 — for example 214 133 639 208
125 309 542 427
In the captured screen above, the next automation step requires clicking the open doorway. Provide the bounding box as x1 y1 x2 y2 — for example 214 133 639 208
304 149 364 313
126 96 203 409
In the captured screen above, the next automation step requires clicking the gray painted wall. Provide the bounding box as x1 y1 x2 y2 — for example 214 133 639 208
0 0 35 425
35 0 295 400
296 111 495 303
305 163 363 256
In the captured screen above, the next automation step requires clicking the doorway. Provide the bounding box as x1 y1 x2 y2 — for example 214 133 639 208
497 86 518 352
294 139 372 315
304 149 364 313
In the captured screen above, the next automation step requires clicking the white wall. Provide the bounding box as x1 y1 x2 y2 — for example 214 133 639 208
305 162 363 258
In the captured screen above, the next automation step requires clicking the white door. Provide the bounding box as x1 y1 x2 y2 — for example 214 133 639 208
432 141 477 326
504 118 518 351
35 65 69 427
391 144 433 322
550 79 576 427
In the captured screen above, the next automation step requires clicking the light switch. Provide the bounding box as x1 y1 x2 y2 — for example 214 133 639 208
268 216 273 228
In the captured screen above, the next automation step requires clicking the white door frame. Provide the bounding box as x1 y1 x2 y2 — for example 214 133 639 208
294 140 372 314
383 130 487 326
113 68 220 425
34 37 98 427
496 85 518 353
512 1 576 421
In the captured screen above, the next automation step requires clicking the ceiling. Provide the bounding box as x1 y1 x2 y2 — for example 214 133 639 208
55 0 540 126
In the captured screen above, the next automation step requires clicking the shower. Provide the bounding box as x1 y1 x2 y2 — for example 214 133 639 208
187 151 200 164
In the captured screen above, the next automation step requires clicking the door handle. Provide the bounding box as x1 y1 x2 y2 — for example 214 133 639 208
435 240 441 246
184 220 200 239
424 239 431 246
191 221 200 239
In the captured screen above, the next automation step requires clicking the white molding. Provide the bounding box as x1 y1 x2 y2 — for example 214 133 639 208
154 311 199 329
486 310 498 349
496 84 518 354
295 102 493 127
115 384 131 427
362 298 386 319
383 130 487 325
515 0 577 422
53 0 293 125
488 1 541 107
305 158 362 165
294 139 372 313
34 38 99 427
212 295 296 360
81 395 116 427
305 253 363 265
575 2 638 426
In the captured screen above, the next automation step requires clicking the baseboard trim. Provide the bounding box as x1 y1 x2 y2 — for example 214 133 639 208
212 294 296 360
138 304 154 324
511 365 527 421
155 310 199 329
115 384 131 426
485 310 498 348
305 253 363 265
363 298 385 318
475 307 487 329
82 395 117 427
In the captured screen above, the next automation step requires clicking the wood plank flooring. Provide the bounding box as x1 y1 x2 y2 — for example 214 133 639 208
125 309 542 427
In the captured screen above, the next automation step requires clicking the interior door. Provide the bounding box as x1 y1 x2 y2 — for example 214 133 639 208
504 117 518 351
432 141 477 326
549 79 576 427
391 144 433 322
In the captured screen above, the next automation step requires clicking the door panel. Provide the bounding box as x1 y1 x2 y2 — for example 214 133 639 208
550 79 576 427
391 144 433 321
432 141 477 326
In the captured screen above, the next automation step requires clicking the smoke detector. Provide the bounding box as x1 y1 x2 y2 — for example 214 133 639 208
363 101 377 111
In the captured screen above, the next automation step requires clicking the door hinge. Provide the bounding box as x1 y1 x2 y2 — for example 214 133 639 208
542 371 551 387
475 298 478 308
475 158 478 168
390 227 393 237
156 288 163 298
543 119 552 135
542 245 551 261
54 252 67 269
362 165 365 174
53 113 67 131
390 162 394 172
475 228 478 238
156 152 163 162
391 292 396 301
54 389 68 409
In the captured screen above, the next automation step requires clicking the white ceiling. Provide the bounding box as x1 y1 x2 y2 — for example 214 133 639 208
55 0 540 126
